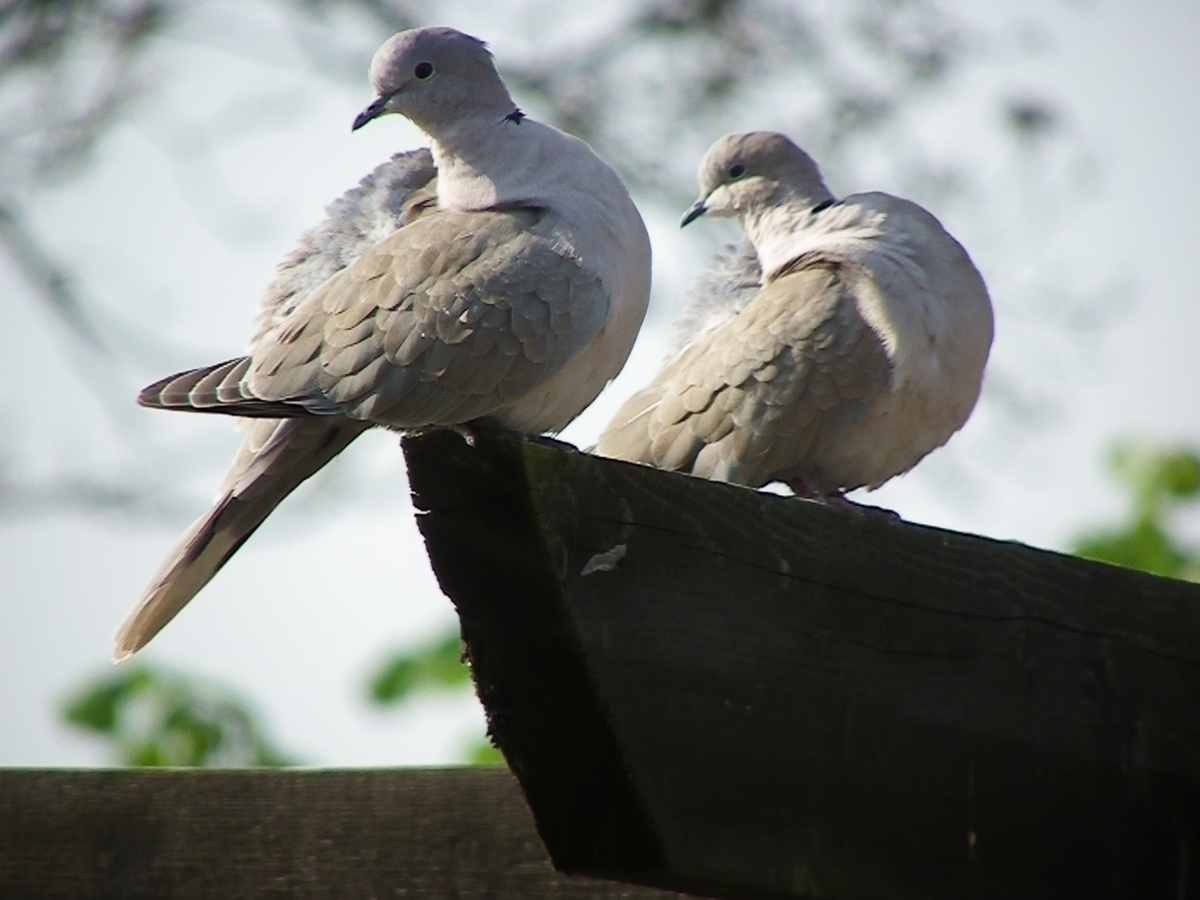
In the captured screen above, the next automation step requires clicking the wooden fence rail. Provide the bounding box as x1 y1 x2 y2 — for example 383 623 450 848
0 767 685 900
403 430 1200 900
4 429 1200 899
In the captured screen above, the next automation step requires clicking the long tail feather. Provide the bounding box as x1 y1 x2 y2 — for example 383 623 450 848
113 418 367 660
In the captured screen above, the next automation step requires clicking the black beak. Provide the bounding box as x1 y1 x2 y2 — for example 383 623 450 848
680 196 708 228
352 95 389 132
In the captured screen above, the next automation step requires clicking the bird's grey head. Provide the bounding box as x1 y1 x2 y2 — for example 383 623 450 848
352 27 517 134
681 132 835 227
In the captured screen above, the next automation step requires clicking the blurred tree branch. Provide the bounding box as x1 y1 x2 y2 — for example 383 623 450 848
0 0 167 349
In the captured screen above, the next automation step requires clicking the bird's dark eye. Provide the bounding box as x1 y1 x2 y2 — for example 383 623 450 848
415 62 435 80
728 163 746 179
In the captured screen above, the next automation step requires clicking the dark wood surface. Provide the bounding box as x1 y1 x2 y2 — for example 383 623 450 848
403 429 1200 900
0 767 689 900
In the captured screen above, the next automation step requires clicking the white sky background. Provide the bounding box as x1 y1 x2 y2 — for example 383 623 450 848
1 0 1199 766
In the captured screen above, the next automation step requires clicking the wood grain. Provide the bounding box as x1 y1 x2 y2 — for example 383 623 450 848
0 767 689 900
403 429 1200 900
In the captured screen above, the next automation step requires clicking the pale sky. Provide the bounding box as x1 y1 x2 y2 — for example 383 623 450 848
1 1 1198 767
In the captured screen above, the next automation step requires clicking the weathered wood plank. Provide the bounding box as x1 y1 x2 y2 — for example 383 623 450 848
403 429 1200 900
0 767 689 900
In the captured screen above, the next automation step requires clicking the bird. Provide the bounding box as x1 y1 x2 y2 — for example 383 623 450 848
114 26 652 661
595 131 992 501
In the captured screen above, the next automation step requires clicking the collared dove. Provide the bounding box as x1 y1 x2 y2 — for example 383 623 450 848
115 27 651 661
595 131 992 499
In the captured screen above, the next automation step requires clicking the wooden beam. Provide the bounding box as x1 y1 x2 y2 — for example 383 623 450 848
0 767 689 899
402 429 1200 900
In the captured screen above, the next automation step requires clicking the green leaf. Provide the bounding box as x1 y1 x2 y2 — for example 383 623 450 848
1110 444 1200 516
62 682 124 733
1071 442 1200 582
1073 518 1190 580
61 666 153 733
463 738 505 766
369 657 421 703
366 631 500 764
61 664 297 768
1158 451 1200 498
367 629 471 705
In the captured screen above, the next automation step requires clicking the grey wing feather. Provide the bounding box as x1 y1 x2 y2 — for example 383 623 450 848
140 358 250 409
672 239 762 348
138 359 338 417
595 259 891 489
253 148 437 342
243 207 609 428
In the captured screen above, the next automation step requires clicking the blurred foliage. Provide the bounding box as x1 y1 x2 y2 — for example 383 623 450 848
465 740 505 766
1071 444 1200 581
366 630 503 765
368 630 471 702
63 663 295 767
